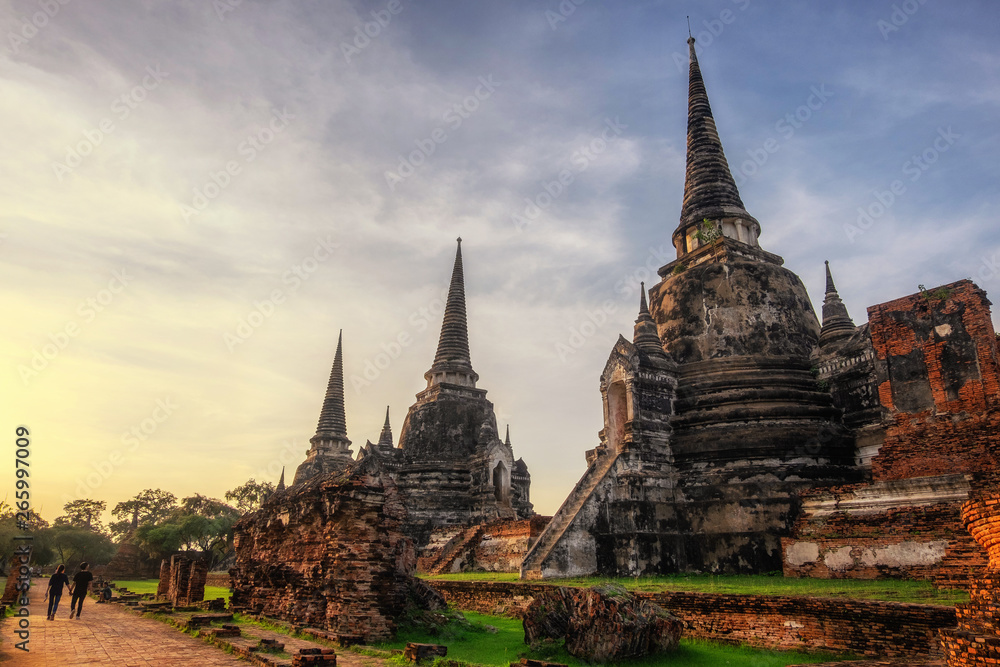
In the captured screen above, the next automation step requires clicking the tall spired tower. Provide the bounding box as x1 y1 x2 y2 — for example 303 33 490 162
368 239 534 545
522 36 859 579
293 330 355 485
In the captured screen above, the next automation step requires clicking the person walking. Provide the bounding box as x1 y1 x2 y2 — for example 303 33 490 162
44 564 71 620
68 561 94 619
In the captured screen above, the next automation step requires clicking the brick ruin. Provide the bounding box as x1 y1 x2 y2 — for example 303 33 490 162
290 239 533 557
940 492 1000 664
783 281 1000 583
157 552 208 607
230 459 444 642
433 580 956 659
104 539 161 580
521 35 999 580
418 515 551 574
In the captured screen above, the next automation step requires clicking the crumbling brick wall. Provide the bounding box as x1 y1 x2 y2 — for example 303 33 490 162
158 553 208 606
471 516 549 572
230 463 425 642
781 477 988 585
783 281 999 584
430 580 955 658
868 280 1000 481
940 493 1000 665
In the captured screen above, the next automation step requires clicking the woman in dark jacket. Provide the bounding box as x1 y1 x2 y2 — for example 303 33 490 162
45 564 70 620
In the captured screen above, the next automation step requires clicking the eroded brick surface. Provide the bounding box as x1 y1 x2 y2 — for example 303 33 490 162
941 494 1000 666
231 461 441 643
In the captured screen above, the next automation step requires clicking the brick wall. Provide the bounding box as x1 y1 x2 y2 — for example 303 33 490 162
430 580 955 658
471 516 549 572
419 516 551 574
867 280 1000 481
781 477 988 585
205 572 230 588
230 465 422 643
159 553 208 606
782 282 999 586
940 494 1000 665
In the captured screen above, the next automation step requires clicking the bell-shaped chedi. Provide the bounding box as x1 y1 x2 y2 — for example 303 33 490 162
526 37 860 579
646 36 859 572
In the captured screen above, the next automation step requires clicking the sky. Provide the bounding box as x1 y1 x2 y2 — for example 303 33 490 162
2 0 999 525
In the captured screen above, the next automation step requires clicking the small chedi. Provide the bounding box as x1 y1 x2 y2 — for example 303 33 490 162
231 458 444 641
521 35 1000 580
940 491 1000 665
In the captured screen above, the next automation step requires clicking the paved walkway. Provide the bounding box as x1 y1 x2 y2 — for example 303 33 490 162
1 582 251 665
2 582 394 666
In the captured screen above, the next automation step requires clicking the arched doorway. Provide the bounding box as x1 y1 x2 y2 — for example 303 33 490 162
492 461 510 503
607 380 628 453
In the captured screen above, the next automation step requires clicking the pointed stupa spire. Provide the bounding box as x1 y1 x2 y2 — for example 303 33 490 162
377 406 393 447
634 282 667 356
425 238 479 388
315 330 348 438
504 424 511 447
819 261 856 346
672 34 761 258
276 467 285 492
308 329 352 458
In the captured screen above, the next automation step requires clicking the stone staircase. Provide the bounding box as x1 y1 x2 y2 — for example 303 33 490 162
520 450 619 579
425 525 486 575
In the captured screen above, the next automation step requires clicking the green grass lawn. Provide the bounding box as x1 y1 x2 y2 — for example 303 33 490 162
376 610 849 666
420 572 969 605
114 579 231 604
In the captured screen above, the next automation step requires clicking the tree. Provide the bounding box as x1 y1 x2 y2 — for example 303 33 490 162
225 479 275 514
0 504 52 571
110 489 177 541
134 495 240 569
35 525 115 568
55 499 107 534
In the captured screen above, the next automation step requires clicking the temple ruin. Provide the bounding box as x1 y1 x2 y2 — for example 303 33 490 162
291 239 533 553
521 36 999 579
